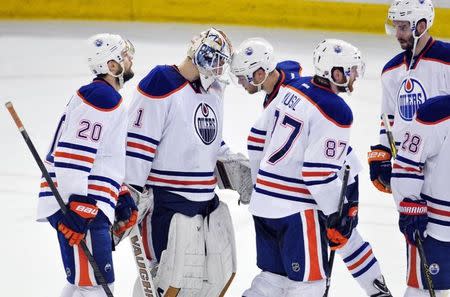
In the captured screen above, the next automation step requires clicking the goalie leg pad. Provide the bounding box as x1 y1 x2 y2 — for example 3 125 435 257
242 271 287 297
154 213 206 297
198 201 237 297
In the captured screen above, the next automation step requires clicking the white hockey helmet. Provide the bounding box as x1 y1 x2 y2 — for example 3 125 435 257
188 28 232 89
86 33 135 76
313 39 364 88
231 37 276 87
385 0 434 36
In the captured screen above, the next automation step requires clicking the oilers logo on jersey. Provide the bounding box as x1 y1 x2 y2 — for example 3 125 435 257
194 102 218 144
397 78 427 121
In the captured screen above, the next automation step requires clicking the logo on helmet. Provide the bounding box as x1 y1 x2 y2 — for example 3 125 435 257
334 45 343 53
194 103 218 145
245 47 253 56
94 39 103 47
397 78 427 121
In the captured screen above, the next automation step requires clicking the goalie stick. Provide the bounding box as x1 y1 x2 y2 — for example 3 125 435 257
4 101 114 297
125 184 158 297
323 165 350 297
382 113 435 297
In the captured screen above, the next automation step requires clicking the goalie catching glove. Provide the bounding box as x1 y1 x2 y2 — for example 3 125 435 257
215 152 253 204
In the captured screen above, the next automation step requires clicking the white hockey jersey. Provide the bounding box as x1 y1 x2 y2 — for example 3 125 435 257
248 76 353 218
38 79 128 224
379 38 450 149
391 95 450 242
125 65 227 202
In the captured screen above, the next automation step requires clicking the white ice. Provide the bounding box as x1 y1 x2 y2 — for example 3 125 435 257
0 21 444 296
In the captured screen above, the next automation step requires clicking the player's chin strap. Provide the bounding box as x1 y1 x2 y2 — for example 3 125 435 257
407 28 429 77
250 71 270 93
108 63 125 89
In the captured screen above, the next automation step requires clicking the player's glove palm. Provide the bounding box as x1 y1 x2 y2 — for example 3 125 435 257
398 198 428 246
58 195 98 246
326 202 358 250
368 145 392 193
113 185 138 236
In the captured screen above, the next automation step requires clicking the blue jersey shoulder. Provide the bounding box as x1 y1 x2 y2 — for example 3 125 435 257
138 65 187 98
422 40 450 64
78 80 121 111
416 95 450 124
382 52 405 74
277 60 302 84
288 76 353 127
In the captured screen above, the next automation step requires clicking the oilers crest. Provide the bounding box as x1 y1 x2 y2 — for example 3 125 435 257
397 78 427 121
194 103 217 145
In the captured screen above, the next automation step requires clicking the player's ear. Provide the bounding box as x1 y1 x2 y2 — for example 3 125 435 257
331 67 345 84
107 60 120 75
416 19 428 35
253 68 266 81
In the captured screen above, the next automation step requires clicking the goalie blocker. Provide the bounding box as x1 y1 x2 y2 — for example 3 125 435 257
215 152 253 205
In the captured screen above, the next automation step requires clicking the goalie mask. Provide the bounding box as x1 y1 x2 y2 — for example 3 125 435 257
87 33 135 88
188 28 232 90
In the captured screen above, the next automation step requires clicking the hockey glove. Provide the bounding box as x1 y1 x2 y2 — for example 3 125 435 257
398 198 428 246
326 202 359 250
58 194 98 246
113 185 138 236
368 145 392 193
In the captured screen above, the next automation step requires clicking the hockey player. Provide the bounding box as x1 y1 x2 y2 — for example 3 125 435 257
368 0 450 193
125 28 240 296
38 33 136 296
391 94 450 296
232 38 391 296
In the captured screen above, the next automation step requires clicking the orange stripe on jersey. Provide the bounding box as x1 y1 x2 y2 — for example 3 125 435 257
78 246 93 286
407 245 419 288
421 57 450 66
393 163 421 173
127 141 156 153
148 176 217 186
55 152 94 164
247 136 265 143
305 209 322 281
40 181 58 188
347 249 373 270
257 178 310 194
428 206 450 217
302 171 333 177
137 81 188 99
88 185 118 200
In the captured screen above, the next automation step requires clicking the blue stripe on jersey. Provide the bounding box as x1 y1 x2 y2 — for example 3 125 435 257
151 168 214 177
151 186 214 193
352 258 377 278
304 175 337 186
303 162 342 170
126 151 154 162
343 242 369 263
87 194 115 208
380 129 386 134
248 145 264 151
421 193 450 207
396 155 424 167
54 162 91 173
78 79 121 110
127 132 159 145
138 65 187 97
250 127 267 136
391 173 424 180
258 169 305 184
39 192 54 198
422 40 450 64
57 142 97 154
416 95 450 124
88 175 121 190
254 187 317 204
429 218 450 226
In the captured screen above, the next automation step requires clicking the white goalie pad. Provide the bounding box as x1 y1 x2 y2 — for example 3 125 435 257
215 153 253 204
199 202 237 297
154 213 206 297
113 185 154 246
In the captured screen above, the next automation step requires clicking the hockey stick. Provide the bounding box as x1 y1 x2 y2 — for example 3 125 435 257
124 184 158 297
5 101 114 297
382 113 435 297
323 165 350 297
